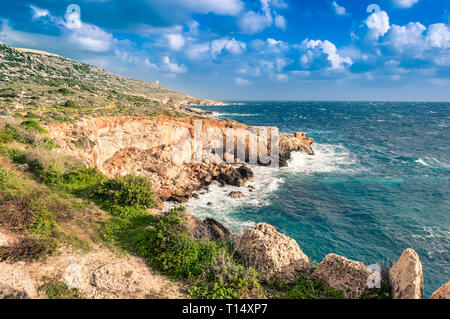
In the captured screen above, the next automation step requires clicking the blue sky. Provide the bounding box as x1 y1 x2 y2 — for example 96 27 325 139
0 0 449 101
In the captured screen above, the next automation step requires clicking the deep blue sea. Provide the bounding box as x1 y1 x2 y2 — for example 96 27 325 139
189 101 450 297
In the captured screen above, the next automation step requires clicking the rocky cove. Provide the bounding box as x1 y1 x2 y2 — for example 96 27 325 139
0 113 448 299
41 114 446 299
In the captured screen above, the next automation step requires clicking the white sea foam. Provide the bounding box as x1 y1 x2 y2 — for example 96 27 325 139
283 143 358 174
165 143 357 231
415 158 431 167
163 164 282 232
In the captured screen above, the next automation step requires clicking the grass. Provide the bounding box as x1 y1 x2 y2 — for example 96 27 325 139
0 117 351 299
268 274 345 299
40 281 83 299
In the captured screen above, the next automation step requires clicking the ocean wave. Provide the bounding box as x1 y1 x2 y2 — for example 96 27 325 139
164 164 282 232
415 158 431 167
283 143 359 174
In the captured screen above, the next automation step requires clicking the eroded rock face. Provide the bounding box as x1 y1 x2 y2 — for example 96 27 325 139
312 254 370 299
389 248 424 299
193 218 231 242
430 281 450 299
234 223 309 283
48 116 313 200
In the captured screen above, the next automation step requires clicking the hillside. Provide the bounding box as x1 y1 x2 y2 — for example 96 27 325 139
0 42 217 124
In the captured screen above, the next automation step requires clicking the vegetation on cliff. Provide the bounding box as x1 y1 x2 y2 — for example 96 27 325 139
0 116 351 299
0 43 213 125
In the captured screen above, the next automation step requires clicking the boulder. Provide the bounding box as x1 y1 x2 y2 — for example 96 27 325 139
430 281 450 299
237 166 254 181
313 254 371 298
389 248 424 299
234 223 309 283
193 218 231 242
228 191 244 199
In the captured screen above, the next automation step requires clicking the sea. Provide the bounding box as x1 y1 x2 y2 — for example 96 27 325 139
183 101 450 297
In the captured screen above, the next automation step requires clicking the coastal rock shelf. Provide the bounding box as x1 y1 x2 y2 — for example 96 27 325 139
48 116 314 200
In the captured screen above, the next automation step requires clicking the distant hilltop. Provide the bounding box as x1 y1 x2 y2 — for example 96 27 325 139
0 42 220 121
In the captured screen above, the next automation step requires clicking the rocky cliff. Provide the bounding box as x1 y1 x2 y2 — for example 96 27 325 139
48 116 314 200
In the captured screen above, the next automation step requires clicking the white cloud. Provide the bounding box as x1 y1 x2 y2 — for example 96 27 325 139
30 5 50 20
266 38 288 50
167 34 185 51
383 22 426 53
211 37 246 58
275 15 286 30
332 1 347 16
235 77 251 86
427 23 450 49
186 43 210 60
238 0 276 34
162 56 187 74
300 39 353 70
366 10 390 39
392 0 419 9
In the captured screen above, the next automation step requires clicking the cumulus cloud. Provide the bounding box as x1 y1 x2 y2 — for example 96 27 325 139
275 15 286 30
366 10 390 39
300 39 353 70
392 0 419 9
64 9 114 52
186 42 210 60
211 37 246 58
162 56 187 73
238 0 287 34
332 1 347 16
166 33 185 50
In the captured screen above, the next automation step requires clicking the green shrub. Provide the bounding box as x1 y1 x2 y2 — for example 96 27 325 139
40 282 83 299
58 168 107 197
58 88 71 96
270 274 345 299
92 175 156 210
64 100 77 108
0 130 14 144
37 137 60 150
189 252 264 299
20 120 47 133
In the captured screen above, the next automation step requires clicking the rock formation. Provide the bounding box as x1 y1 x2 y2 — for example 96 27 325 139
48 116 313 200
430 281 450 299
389 248 424 299
234 223 310 283
312 254 371 299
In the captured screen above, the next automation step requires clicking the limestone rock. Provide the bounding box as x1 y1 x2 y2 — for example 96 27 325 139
313 254 371 299
430 281 450 299
193 218 231 242
228 191 244 199
389 248 424 299
0 262 38 299
234 223 309 283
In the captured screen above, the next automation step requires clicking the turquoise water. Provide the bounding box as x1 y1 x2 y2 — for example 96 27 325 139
192 101 450 297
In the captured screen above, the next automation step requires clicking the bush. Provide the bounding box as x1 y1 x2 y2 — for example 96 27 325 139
20 120 47 133
58 168 107 197
14 147 83 183
0 238 57 262
92 175 156 210
270 274 345 299
64 100 77 108
40 282 83 299
0 130 14 144
189 251 264 299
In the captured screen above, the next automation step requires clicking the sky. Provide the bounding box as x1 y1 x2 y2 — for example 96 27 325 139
0 0 449 101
